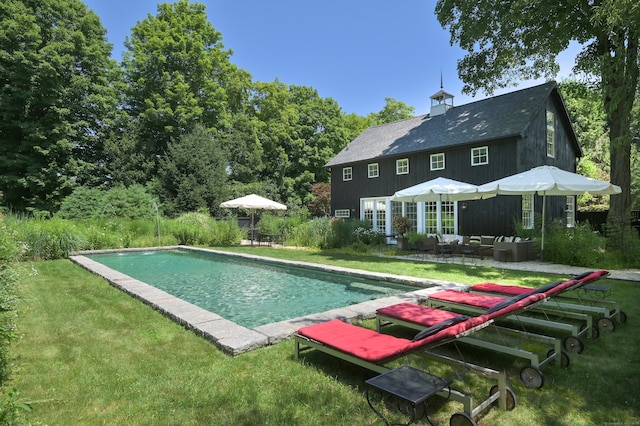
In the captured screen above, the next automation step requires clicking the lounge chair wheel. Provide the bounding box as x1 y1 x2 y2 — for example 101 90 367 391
519 366 544 389
547 349 570 368
619 311 627 323
597 317 616 332
489 385 517 411
563 336 584 354
450 411 476 426
581 323 599 339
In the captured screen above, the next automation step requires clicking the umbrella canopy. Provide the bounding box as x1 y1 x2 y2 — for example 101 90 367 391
220 194 287 243
220 194 287 210
392 177 490 236
476 165 622 197
477 165 622 259
392 177 488 203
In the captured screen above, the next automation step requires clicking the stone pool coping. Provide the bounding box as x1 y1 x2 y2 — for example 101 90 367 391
70 246 465 356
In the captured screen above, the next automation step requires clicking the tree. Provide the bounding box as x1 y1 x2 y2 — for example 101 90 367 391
559 80 623 210
249 81 351 206
435 0 639 232
307 182 331 217
220 114 264 184
0 0 118 212
369 97 415 125
120 0 251 183
156 124 228 217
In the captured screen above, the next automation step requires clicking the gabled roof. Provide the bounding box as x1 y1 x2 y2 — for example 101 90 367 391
327 81 576 167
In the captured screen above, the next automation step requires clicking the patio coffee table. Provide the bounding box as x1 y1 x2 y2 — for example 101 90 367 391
365 365 451 425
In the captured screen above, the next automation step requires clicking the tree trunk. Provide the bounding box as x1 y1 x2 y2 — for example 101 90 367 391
600 27 638 242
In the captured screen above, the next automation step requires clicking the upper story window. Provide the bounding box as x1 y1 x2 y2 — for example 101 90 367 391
430 153 445 170
546 110 555 158
342 167 352 181
471 146 489 166
396 158 409 175
368 163 379 178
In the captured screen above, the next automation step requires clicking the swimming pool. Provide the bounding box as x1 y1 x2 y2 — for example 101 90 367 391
86 249 419 329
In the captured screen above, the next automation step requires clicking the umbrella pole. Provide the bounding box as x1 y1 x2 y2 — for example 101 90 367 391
251 210 255 246
541 195 546 261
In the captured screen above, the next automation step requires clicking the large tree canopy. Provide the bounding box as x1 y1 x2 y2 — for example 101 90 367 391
249 80 351 207
119 0 251 183
435 0 639 229
0 0 118 212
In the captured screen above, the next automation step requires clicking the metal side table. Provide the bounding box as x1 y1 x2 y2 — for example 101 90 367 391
365 365 451 426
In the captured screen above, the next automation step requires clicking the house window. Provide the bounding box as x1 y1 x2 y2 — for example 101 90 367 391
392 201 417 234
362 198 386 233
430 153 445 170
424 202 438 234
424 201 456 235
440 201 455 234
342 167 352 181
334 209 350 218
396 158 409 175
546 111 555 158
471 146 489 166
522 194 534 229
566 196 575 228
368 163 379 178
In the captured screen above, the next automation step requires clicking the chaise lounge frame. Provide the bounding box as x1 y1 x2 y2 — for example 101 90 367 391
293 293 553 422
470 270 622 332
425 286 594 353
294 318 513 422
376 301 566 389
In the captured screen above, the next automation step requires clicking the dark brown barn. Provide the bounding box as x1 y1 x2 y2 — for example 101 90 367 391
325 81 582 239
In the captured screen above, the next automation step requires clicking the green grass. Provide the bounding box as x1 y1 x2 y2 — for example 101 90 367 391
10 250 640 425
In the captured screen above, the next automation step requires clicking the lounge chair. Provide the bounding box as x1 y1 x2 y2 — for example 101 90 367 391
294 310 517 424
425 281 594 354
376 301 567 389
470 270 622 332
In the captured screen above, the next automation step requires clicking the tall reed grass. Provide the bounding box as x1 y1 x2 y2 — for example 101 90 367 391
3 213 243 261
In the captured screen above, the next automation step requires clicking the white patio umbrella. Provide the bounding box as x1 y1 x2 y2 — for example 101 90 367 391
220 194 287 243
392 177 489 203
477 165 622 259
392 177 491 236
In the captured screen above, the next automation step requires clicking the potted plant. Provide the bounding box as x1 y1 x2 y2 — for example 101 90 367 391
392 216 413 251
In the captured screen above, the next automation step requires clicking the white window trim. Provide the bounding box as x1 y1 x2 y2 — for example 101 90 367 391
430 153 445 171
471 146 489 166
334 209 350 218
546 110 555 158
522 194 534 229
565 196 575 228
368 163 379 178
342 167 352 181
396 158 409 175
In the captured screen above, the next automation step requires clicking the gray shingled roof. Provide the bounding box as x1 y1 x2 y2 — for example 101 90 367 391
326 81 558 167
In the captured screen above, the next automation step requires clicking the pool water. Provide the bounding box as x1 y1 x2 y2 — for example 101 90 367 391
88 250 415 329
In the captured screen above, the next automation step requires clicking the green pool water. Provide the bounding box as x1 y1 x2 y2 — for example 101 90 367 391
87 249 415 329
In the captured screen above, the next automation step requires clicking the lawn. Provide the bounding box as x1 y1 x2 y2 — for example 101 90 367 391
10 248 640 425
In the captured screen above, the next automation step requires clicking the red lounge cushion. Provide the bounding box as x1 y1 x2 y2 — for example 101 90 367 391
297 319 415 362
576 270 609 283
377 302 461 326
483 293 546 320
430 289 506 309
472 282 528 296
296 317 487 363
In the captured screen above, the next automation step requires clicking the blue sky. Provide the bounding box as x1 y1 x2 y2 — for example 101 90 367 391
83 0 579 116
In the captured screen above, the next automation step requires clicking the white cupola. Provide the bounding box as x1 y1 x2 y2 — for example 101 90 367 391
430 76 454 116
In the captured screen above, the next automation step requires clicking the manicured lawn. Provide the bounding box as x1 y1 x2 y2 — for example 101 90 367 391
11 249 640 425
